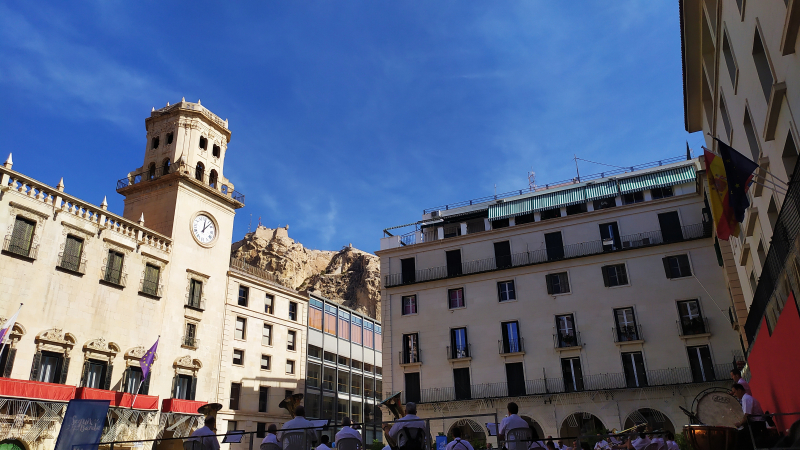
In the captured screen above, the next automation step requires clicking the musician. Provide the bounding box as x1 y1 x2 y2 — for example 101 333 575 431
317 435 333 450
278 405 319 446
730 369 752 395
593 435 610 450
190 417 221 450
664 432 678 450
336 417 363 443
648 433 665 450
386 402 428 448
731 383 766 448
611 433 649 450
498 402 528 442
262 424 279 445
446 428 475 450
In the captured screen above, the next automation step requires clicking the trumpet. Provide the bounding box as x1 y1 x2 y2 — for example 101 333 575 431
380 392 406 450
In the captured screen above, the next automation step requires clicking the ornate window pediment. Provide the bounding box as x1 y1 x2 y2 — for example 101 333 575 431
82 338 120 363
124 346 159 367
35 328 76 355
173 355 202 376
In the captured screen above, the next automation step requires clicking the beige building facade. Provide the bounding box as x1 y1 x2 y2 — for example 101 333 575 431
680 0 800 345
378 159 742 441
0 101 306 450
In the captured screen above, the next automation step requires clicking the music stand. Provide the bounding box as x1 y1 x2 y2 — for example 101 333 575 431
485 423 498 436
223 431 245 444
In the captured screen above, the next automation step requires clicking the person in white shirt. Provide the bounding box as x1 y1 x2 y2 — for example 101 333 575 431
190 417 221 450
498 402 529 443
316 435 333 450
445 428 475 450
730 369 752 396
336 417 363 444
593 435 610 450
382 445 391 450
616 433 649 450
385 402 429 448
664 433 679 450
648 434 666 450
278 406 319 447
262 424 279 446
732 383 766 447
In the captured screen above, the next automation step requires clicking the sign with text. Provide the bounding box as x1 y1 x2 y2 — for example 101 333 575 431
55 399 110 450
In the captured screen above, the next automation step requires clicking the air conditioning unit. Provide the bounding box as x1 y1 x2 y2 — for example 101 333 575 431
431 210 441 218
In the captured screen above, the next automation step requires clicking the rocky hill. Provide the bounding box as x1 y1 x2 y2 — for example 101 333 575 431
230 225 381 318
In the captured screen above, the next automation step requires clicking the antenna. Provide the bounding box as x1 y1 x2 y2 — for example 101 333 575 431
528 170 536 192
574 154 581 182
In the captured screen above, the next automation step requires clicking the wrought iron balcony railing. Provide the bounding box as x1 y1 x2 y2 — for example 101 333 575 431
182 335 200 349
3 235 38 259
613 325 643 343
553 332 582 349
447 344 471 360
399 349 421 365
678 317 709 336
498 338 524 354
385 223 710 287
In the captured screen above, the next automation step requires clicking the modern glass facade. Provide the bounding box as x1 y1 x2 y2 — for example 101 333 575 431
305 295 383 445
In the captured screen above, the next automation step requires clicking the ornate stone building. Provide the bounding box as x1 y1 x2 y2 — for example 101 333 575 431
0 100 308 450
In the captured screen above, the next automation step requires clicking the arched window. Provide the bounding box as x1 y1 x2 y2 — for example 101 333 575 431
162 158 171 175
195 162 205 181
151 137 159 150
148 163 156 180
199 136 207 150
209 170 218 188
212 144 221 158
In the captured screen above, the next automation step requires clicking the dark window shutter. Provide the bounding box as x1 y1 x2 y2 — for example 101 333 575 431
3 348 16 378
662 258 673 279
189 375 198 400
122 367 130 392
29 351 42 381
678 255 692 277
141 371 151 395
634 353 648 386
171 376 178 397
546 275 554 295
601 266 611 287
618 266 629 285
622 354 636 388
59 356 70 384
80 361 90 387
501 323 510 353
103 363 113 390
562 273 570 293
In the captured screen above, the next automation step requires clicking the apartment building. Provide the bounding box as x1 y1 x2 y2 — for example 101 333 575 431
378 158 742 440
304 294 384 445
679 0 800 419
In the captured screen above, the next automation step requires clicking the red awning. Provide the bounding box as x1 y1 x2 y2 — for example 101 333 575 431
0 378 76 402
75 387 159 410
161 398 207 414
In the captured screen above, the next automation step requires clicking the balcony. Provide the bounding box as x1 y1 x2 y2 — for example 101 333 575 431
678 317 710 337
409 363 735 404
139 278 163 298
185 295 206 311
613 325 643 344
399 350 421 366
553 332 582 350
2 235 38 260
182 335 199 349
498 338 524 355
57 252 86 274
447 344 471 361
384 223 711 287
116 163 245 205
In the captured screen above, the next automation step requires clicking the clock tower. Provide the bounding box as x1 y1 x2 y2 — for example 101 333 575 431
115 99 244 403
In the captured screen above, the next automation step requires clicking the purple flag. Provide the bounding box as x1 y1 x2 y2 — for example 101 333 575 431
140 338 159 380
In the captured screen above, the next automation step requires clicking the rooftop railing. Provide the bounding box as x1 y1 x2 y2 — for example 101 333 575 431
385 223 710 287
116 163 245 205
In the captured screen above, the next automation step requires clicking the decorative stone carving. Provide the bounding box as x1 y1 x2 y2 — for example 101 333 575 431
173 356 202 375
0 319 25 347
82 338 120 363
35 328 76 355
124 346 158 367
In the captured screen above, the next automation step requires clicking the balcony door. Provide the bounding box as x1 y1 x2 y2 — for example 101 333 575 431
658 212 683 243
599 222 621 251
450 328 468 359
405 372 421 404
494 241 512 269
687 345 715 382
401 258 416 284
622 352 648 387
403 333 420 364
561 357 584 392
501 321 521 353
446 250 463 277
505 362 526 397
453 368 471 400
545 232 564 261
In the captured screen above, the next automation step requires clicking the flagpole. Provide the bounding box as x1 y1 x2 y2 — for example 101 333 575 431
701 146 788 195
705 135 789 185
131 379 145 410
0 303 23 365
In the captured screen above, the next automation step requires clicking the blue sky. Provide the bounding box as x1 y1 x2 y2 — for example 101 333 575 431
0 1 703 253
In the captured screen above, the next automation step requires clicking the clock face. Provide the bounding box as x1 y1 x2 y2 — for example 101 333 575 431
192 214 217 245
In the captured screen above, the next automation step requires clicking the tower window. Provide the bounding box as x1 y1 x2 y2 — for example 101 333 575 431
163 158 171 175
212 144 221 158
151 137 159 149
199 136 207 150
166 132 174 144
752 28 774 103
209 170 218 188
195 162 205 181
148 163 156 180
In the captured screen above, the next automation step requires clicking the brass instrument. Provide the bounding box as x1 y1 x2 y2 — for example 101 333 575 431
380 392 406 450
279 393 305 418
197 403 223 432
612 423 646 435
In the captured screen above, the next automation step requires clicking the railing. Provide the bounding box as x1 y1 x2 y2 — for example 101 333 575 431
423 156 687 214
678 317 709 336
184 295 206 311
2 235 38 259
384 223 710 287
139 279 163 298
102 269 127 287
229 257 295 291
116 163 245 205
447 344 471 360
498 338 524 354
613 325 643 343
553 332 582 349
414 363 736 404
399 350 421 365
58 252 86 274
182 335 199 349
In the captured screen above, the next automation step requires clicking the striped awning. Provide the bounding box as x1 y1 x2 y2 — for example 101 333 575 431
489 196 537 220
619 164 697 194
585 180 619 201
537 186 586 211
488 186 585 219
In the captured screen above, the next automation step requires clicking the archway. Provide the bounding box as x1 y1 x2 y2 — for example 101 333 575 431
195 162 205 181
623 408 675 434
559 413 605 439
520 416 544 441
447 419 486 448
148 163 156 180
0 439 26 450
209 169 218 188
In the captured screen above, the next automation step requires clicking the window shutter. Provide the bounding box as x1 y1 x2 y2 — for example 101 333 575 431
28 351 42 381
3 348 16 378
171 376 178 397
662 258 673 279
141 371 151 395
679 255 692 277
59 356 70 384
189 375 198 400
619 266 629 285
546 275 554 295
601 266 611 287
562 274 570 293
103 363 113 390
80 361 90 387
122 367 130 392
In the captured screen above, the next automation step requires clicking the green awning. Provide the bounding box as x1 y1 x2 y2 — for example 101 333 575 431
537 186 586 211
619 164 697 194
488 186 585 219
585 180 619 201
489 196 537 220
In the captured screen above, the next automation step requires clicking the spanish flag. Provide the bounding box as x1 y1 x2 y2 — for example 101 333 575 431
704 149 740 240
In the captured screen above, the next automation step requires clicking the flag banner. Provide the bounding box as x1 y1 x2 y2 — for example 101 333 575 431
716 139 759 223
54 399 110 450
140 338 159 380
0 305 22 347
704 149 740 240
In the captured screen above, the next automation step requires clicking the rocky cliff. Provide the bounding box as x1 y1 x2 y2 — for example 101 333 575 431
230 225 381 318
